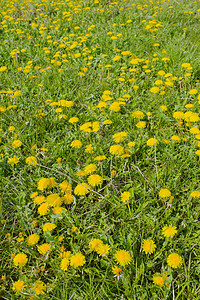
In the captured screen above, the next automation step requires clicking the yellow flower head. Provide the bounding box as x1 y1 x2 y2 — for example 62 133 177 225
38 243 51 255
89 239 103 251
71 140 82 148
159 188 171 198
60 258 70 271
12 280 25 292
146 138 159 146
42 223 56 232
112 132 127 143
13 253 28 267
121 191 131 202
96 244 111 256
87 174 103 187
70 253 86 268
110 145 124 155
162 225 177 238
114 250 132 267
167 253 183 268
31 280 46 295
152 272 169 287
142 239 156 255
27 233 40 246
74 183 91 196
84 164 97 175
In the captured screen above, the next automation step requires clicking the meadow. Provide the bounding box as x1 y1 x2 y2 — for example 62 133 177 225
0 0 200 298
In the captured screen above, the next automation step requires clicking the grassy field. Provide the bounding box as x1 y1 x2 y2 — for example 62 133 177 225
0 0 200 298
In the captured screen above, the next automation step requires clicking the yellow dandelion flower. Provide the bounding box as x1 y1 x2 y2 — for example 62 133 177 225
152 272 169 287
150 87 159 94
13 253 28 267
132 111 144 119
38 202 49 216
31 280 46 295
12 280 25 292
136 121 146 129
27 234 40 246
87 174 103 187
26 156 37 165
142 239 156 255
60 258 69 271
112 265 122 276
46 194 62 207
96 244 110 256
110 145 124 155
70 253 86 268
74 183 91 196
59 181 72 193
190 191 200 198
121 191 131 202
84 164 97 174
42 223 56 232
162 225 177 238
167 253 183 268
159 189 171 198
71 140 82 148
114 250 132 267
38 243 51 255
37 178 49 191
12 140 22 148
94 155 107 161
146 138 159 146
34 195 45 204
112 132 127 143
89 239 103 251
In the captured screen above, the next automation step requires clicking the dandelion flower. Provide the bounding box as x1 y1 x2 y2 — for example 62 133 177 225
70 253 86 268
34 195 45 205
142 239 156 255
132 111 144 119
167 253 183 268
46 194 62 207
31 281 46 295
190 191 200 198
26 156 37 165
114 250 132 267
152 272 169 287
13 253 28 267
112 265 122 276
62 193 73 204
136 121 146 129
74 183 91 196
38 202 49 216
59 181 72 193
12 140 22 148
110 145 124 155
121 191 131 202
96 244 110 256
112 132 127 143
42 223 56 232
162 225 177 238
87 174 103 187
71 140 82 148
84 164 97 174
27 233 40 246
37 178 49 191
12 280 25 292
89 239 103 251
159 189 171 198
60 258 69 271
38 243 51 255
146 138 159 146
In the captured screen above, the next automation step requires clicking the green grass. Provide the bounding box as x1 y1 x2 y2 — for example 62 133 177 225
0 0 200 298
